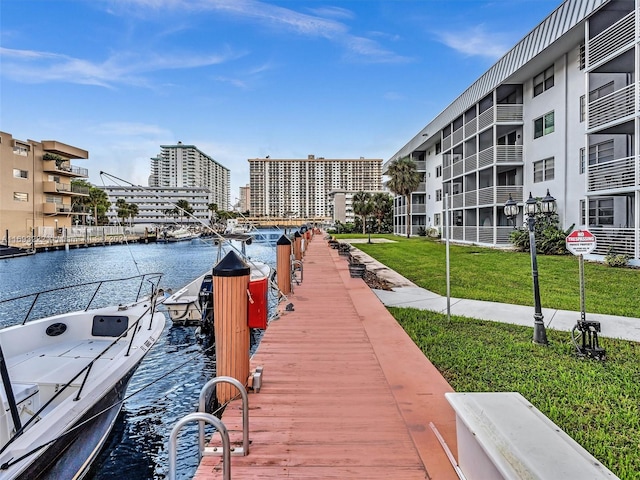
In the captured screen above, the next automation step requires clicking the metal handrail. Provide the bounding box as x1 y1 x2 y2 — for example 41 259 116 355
198 376 249 457
168 412 230 480
0 273 163 325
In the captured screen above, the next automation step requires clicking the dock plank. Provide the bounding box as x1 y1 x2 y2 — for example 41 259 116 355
193 234 459 479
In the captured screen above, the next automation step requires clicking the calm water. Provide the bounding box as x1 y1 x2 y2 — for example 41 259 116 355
0 233 280 479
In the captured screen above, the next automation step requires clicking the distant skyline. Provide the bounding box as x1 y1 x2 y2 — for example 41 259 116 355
1 0 562 199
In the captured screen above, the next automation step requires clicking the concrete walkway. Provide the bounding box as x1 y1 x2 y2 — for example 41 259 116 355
348 247 640 343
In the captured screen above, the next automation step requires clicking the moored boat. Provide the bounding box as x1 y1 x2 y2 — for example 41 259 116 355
0 274 166 479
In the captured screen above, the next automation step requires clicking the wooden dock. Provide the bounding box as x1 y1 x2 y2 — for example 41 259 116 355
194 235 459 479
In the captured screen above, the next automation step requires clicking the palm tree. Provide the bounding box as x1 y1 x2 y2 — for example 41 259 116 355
352 191 372 235
386 156 420 238
175 199 194 224
371 192 392 233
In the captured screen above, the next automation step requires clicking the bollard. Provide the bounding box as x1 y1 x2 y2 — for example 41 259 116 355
276 235 292 295
293 231 302 261
213 251 250 404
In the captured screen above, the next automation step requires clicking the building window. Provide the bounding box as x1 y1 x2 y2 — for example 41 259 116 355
589 140 614 165
580 200 586 225
533 157 554 183
435 142 442 154
580 148 585 174
13 169 28 179
533 65 554 96
434 213 441 226
436 165 442 178
579 44 585 70
588 198 613 226
436 189 442 202
580 95 585 122
13 192 29 202
534 111 554 139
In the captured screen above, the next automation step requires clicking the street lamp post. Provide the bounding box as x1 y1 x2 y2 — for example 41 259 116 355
504 189 557 345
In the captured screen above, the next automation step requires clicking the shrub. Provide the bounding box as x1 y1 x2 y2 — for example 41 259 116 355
509 211 573 255
417 226 427 237
604 248 629 268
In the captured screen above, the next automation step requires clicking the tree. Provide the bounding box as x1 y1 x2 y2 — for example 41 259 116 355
115 199 138 225
352 191 372 235
386 157 420 238
371 192 393 233
175 199 194 224
208 203 219 226
71 180 111 225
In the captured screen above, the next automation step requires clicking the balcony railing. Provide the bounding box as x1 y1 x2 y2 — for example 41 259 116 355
587 10 635 68
589 227 635 258
411 204 426 214
587 156 636 191
496 145 523 163
43 203 72 214
465 154 478 173
588 84 635 130
476 105 523 130
42 160 89 177
477 185 523 206
452 127 464 146
413 161 426 171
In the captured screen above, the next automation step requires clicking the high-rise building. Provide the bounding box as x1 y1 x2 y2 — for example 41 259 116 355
150 141 230 210
390 0 640 264
0 131 89 239
239 184 250 213
249 154 382 219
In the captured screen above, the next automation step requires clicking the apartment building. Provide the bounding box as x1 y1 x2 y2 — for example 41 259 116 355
0 131 89 240
149 141 230 210
238 184 250 213
390 0 640 263
98 186 212 226
249 154 382 220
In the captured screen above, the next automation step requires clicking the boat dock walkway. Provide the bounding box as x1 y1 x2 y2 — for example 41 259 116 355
193 236 459 479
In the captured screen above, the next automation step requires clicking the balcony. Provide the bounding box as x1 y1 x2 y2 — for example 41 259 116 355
478 105 523 130
43 182 90 196
587 11 635 68
588 84 635 130
413 161 426 171
43 203 73 215
496 145 523 163
589 227 635 258
587 156 636 191
478 185 523 206
411 204 426 214
43 160 89 177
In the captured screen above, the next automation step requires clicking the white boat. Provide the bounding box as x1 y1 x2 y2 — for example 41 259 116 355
0 274 166 479
162 228 200 242
162 261 272 326
224 219 253 235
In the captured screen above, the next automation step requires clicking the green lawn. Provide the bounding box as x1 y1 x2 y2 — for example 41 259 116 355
393 308 640 479
332 233 640 478
336 234 640 317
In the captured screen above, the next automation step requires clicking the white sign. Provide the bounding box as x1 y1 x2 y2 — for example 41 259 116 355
566 229 596 255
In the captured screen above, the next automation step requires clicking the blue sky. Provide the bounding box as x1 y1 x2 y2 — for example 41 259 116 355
1 0 562 201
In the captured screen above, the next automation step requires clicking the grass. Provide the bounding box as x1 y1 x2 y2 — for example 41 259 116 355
392 308 640 479
335 234 640 317
331 233 640 478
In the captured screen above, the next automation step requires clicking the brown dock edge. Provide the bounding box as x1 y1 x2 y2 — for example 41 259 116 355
195 235 459 479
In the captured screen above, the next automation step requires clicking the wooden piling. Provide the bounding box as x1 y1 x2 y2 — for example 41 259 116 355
213 251 250 404
293 231 302 261
276 235 292 295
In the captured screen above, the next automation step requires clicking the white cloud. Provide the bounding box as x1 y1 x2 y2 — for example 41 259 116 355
0 46 242 88
108 0 408 63
435 25 510 59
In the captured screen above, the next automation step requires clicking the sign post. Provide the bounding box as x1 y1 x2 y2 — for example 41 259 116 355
566 230 596 322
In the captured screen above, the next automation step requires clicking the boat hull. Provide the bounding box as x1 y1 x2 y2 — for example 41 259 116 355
16 367 137 480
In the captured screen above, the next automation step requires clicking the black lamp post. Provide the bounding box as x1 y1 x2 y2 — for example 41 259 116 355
504 189 557 345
